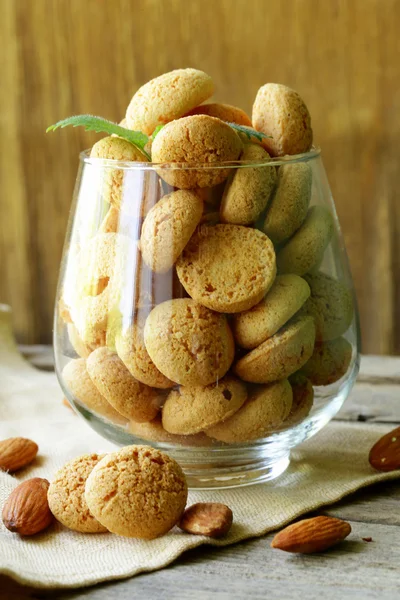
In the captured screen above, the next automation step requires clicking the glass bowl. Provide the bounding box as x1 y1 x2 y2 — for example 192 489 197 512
54 148 360 489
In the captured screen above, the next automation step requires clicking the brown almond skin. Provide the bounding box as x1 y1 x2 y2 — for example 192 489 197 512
0 437 38 472
369 426 400 472
179 503 233 538
2 478 53 536
271 516 351 553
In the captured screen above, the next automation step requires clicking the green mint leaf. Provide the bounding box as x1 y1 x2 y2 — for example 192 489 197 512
227 122 272 141
46 115 151 159
152 125 165 139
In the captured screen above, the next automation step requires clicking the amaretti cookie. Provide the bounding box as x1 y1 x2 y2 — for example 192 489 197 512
115 322 174 389
143 299 234 386
233 274 311 349
84 445 188 539
126 68 214 135
99 206 120 234
151 115 242 188
140 189 203 273
162 376 248 435
263 162 312 244
186 102 252 126
277 206 334 276
252 83 313 156
128 416 211 446
67 323 94 358
220 144 276 225
284 373 314 426
176 224 276 313
234 315 316 383
301 272 354 341
300 337 352 386
62 358 126 424
48 454 107 533
206 379 293 443
90 136 149 209
86 347 162 422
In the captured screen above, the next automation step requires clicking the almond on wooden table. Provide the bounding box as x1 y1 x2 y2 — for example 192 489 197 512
0 437 38 472
369 426 400 472
271 516 351 553
179 503 233 538
2 478 53 535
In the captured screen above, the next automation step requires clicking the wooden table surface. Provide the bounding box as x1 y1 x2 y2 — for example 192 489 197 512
1 353 400 600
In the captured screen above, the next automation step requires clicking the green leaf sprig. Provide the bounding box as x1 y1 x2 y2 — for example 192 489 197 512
227 122 272 141
46 115 151 160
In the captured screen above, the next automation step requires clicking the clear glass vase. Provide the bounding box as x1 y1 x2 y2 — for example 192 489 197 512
54 148 360 489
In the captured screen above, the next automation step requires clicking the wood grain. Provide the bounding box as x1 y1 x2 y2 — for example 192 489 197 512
1 0 399 352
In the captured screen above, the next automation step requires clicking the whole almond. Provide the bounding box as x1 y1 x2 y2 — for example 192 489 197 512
2 478 53 535
179 502 233 538
0 437 38 473
271 516 351 553
369 426 400 472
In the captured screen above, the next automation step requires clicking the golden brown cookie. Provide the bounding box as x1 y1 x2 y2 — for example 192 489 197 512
99 206 120 234
84 445 188 539
232 274 311 349
277 206 334 276
128 415 212 447
86 347 162 422
62 359 126 424
67 323 95 358
252 83 313 156
186 103 252 126
234 316 316 383
162 376 248 435
151 115 242 189
300 272 354 341
285 373 314 426
206 379 293 442
263 162 312 244
220 144 276 225
115 321 175 389
176 224 276 313
300 337 352 386
144 299 234 386
48 454 108 533
90 136 149 209
140 190 203 273
126 68 214 135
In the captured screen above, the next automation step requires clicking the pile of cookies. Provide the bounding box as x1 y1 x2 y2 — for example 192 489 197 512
59 68 354 446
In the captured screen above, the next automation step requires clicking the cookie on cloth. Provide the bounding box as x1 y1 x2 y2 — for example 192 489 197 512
85 445 188 539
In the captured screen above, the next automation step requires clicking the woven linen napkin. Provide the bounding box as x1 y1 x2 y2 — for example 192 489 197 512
1 305 399 589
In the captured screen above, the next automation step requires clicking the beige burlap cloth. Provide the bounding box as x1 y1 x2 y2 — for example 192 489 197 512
1 305 399 589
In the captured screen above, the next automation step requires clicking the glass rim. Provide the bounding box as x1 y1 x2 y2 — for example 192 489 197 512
80 146 321 171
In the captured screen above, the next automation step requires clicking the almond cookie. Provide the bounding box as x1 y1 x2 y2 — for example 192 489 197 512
128 416 212 447
151 115 242 189
186 103 252 126
90 136 149 209
62 358 126 424
277 206 334 276
252 83 313 156
67 323 95 358
220 144 276 225
162 376 248 435
144 299 234 386
48 454 108 533
115 322 174 389
176 224 276 313
85 445 188 539
263 162 312 244
86 347 162 422
300 272 354 341
206 379 293 443
126 68 214 135
300 337 352 386
233 275 311 349
234 316 316 383
140 190 203 273
99 206 120 234
284 373 314 426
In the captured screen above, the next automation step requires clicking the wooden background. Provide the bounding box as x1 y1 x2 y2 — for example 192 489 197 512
1 0 399 354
